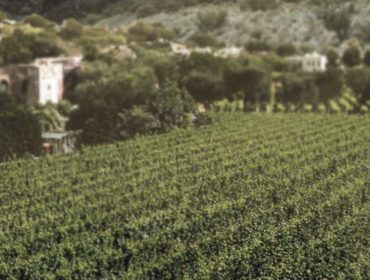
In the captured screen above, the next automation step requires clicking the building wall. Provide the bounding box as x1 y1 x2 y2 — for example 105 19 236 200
37 61 64 105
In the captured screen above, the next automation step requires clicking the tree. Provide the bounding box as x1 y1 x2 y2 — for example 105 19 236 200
276 43 297 57
184 71 225 107
0 29 63 65
326 48 340 68
178 52 227 77
342 43 362 68
23 14 56 29
150 81 194 132
346 67 370 102
191 32 220 48
68 61 194 145
60 19 83 40
224 66 271 111
363 49 370 67
321 3 354 41
317 69 345 102
0 91 41 162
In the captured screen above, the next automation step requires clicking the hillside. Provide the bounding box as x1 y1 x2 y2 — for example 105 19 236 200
1 113 370 278
97 2 337 51
2 0 370 50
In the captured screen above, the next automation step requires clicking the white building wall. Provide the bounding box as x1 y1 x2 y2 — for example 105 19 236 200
37 62 64 105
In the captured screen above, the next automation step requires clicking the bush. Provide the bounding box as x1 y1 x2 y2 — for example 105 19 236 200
0 29 64 65
191 32 219 47
194 112 213 127
245 40 274 53
363 49 370 67
60 19 83 40
240 0 280 11
197 9 228 32
0 92 41 162
342 43 362 68
127 22 175 42
276 43 298 57
23 14 56 29
137 4 159 18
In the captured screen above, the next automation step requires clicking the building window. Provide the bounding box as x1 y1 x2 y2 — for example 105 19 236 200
48 84 52 91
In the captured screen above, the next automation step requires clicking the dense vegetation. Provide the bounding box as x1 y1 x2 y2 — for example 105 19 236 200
0 92 41 162
1 113 369 278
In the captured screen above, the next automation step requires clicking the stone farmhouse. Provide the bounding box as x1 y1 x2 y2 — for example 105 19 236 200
288 52 328 72
0 56 83 106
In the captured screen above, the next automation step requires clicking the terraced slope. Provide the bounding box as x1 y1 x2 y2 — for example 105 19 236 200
0 113 370 279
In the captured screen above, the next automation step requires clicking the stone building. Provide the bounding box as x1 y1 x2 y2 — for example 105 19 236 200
0 56 82 106
288 52 328 72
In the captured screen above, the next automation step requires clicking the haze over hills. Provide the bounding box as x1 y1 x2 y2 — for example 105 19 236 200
1 0 370 50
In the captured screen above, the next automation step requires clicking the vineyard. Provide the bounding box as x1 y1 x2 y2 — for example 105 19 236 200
0 113 370 279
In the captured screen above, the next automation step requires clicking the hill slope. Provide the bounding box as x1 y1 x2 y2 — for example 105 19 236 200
1 113 370 278
2 0 370 50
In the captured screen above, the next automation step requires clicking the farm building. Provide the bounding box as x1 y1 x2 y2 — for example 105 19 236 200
288 52 328 72
0 56 82 106
42 131 79 155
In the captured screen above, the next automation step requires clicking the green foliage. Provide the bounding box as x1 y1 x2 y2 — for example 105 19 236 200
150 81 195 132
240 0 280 11
32 103 67 132
363 49 370 67
320 1 354 41
345 67 370 103
342 43 362 68
60 18 83 40
316 69 345 102
245 40 274 53
0 28 64 65
68 60 194 145
190 32 220 47
276 43 298 57
0 10 6 21
127 22 175 42
0 92 41 161
224 65 271 111
326 47 340 68
196 9 228 32
1 113 370 278
184 71 225 105
23 13 56 29
279 73 319 106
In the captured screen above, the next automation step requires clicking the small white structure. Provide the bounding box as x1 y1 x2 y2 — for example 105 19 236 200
42 131 79 154
194 47 213 54
288 52 328 72
170 42 191 56
0 56 83 106
215 46 243 58
31 59 64 105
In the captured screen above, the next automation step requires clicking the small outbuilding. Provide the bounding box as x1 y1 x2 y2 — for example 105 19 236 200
42 131 79 155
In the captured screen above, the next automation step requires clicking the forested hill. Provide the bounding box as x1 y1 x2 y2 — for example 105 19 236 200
2 0 370 49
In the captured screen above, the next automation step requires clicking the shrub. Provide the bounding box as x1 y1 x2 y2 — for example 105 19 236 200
240 0 280 11
342 43 362 68
60 19 83 40
197 9 228 32
245 40 274 53
191 32 219 47
23 14 56 29
276 43 298 57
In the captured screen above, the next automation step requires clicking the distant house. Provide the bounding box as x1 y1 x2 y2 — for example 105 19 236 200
215 46 243 58
0 56 82 106
288 52 328 72
170 42 191 56
42 131 79 155
194 47 213 54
